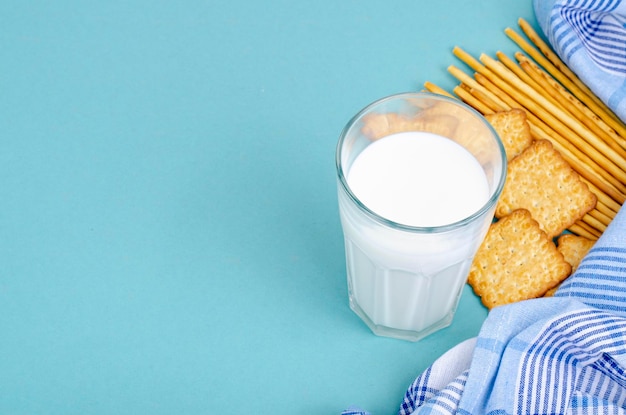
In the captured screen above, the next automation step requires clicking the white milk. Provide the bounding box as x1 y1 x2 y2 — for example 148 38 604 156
347 132 489 227
338 131 492 339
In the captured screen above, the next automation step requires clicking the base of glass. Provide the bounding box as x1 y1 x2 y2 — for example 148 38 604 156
349 298 454 342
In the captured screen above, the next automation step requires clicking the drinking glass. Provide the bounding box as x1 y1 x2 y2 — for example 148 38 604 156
336 92 507 341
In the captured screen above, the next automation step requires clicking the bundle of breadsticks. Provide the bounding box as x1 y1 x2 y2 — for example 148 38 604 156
425 18 626 308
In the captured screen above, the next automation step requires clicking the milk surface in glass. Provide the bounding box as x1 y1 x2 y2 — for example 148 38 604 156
341 131 490 338
347 132 489 228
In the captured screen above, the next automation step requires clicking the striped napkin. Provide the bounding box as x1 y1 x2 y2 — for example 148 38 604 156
533 0 626 121
396 202 626 414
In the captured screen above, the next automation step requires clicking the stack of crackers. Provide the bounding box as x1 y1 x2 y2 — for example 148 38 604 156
415 17 626 309
468 109 597 309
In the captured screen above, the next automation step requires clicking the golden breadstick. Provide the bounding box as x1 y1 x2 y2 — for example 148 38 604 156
569 222 601 240
511 20 626 137
520 60 626 165
452 85 496 115
515 19 614 114
453 48 518 110
506 24 608 115
581 178 621 215
448 65 510 110
585 210 609 230
473 74 518 111
453 46 483 72
518 54 626 152
496 51 562 111
595 204 617 222
588 207 615 227
480 54 626 185
423 82 456 98
467 78 513 112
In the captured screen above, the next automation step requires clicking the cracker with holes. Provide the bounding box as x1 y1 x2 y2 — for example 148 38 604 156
468 209 572 309
557 233 595 272
544 233 597 297
361 112 415 140
495 139 597 238
485 108 533 161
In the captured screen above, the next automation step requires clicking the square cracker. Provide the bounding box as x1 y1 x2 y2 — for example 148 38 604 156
557 233 595 272
361 99 479 143
495 139 597 238
361 112 415 140
544 233 597 297
468 209 572 309
485 108 533 161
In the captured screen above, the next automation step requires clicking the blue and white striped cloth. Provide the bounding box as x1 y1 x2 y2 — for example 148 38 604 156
396 202 626 414
534 0 626 120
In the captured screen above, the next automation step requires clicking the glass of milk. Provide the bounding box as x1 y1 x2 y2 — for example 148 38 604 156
336 92 506 341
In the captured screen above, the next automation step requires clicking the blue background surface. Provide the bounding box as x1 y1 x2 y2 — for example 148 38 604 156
1 1 537 413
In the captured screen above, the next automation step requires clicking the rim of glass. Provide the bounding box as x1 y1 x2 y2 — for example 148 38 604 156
335 91 507 233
